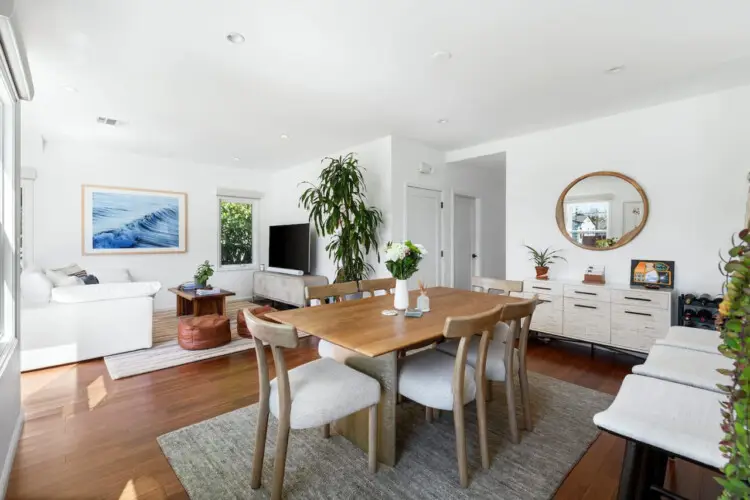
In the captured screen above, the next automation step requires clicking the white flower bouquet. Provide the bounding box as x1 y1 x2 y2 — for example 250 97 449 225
384 240 427 280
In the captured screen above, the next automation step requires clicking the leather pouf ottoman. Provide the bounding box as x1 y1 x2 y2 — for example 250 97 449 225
237 306 278 338
178 314 231 350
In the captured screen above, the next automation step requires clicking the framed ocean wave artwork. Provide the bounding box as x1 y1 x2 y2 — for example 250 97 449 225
82 185 187 255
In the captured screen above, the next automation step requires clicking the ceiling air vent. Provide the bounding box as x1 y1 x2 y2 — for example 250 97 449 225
97 116 119 126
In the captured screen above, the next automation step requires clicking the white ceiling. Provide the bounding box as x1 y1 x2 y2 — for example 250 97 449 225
17 0 750 169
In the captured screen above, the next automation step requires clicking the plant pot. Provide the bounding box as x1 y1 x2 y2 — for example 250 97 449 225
195 278 208 289
394 279 409 310
535 266 549 280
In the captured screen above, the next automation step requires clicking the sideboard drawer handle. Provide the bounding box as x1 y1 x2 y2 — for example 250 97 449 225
532 286 551 291
625 310 652 317
624 296 651 302
574 304 597 310
574 291 597 296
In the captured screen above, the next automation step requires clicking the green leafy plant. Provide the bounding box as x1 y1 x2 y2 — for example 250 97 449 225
524 245 567 268
194 260 214 288
384 240 427 280
299 153 383 282
595 237 618 248
716 228 750 498
220 200 253 266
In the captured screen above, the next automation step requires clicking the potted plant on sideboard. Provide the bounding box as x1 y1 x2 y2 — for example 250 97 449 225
298 153 383 282
524 245 566 280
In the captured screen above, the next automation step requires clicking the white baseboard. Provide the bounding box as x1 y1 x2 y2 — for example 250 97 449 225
0 411 24 500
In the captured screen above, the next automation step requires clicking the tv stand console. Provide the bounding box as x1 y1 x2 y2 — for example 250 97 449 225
253 271 328 308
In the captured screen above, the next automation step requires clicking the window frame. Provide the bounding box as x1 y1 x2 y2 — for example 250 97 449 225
217 195 259 271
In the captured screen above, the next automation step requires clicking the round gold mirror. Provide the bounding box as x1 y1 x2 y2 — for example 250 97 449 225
555 171 648 251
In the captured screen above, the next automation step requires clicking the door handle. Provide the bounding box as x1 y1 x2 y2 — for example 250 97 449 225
471 253 478 259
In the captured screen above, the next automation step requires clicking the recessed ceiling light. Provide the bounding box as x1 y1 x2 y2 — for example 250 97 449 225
226 32 245 44
280 134 289 140
432 50 452 61
62 85 78 93
605 65 625 74
437 119 449 124
233 157 241 161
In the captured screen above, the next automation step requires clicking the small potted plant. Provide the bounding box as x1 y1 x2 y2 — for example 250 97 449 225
194 260 214 289
524 246 566 280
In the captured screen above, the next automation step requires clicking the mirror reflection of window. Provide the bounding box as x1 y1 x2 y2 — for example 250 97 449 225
565 201 610 244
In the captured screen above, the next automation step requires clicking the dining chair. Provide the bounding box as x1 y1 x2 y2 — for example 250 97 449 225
471 276 523 296
436 296 537 443
244 309 380 500
398 304 506 487
358 277 396 297
305 281 360 358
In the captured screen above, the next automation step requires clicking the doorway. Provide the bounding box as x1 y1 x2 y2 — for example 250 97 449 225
453 194 478 290
405 186 442 289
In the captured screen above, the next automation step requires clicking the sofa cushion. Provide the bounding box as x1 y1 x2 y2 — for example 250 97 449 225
87 268 133 283
21 268 54 304
51 281 162 303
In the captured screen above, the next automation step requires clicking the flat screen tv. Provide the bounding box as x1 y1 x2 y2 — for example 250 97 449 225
269 223 311 274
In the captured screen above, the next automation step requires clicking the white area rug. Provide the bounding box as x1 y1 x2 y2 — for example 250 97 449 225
104 337 258 379
104 300 305 380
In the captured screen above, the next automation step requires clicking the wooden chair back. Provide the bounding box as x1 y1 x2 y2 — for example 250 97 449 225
499 296 537 358
443 304 506 407
471 277 523 296
305 281 359 306
358 278 396 297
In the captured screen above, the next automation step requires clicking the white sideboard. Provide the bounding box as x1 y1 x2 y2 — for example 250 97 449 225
253 271 329 308
517 279 677 353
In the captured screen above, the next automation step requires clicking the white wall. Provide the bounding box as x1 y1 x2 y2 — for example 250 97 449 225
262 137 392 282
391 137 507 285
448 84 750 294
29 142 269 309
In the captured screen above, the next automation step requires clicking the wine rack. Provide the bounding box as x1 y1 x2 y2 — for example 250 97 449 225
677 294 720 330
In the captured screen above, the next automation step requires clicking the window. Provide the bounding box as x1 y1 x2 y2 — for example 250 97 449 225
218 196 259 270
565 200 610 244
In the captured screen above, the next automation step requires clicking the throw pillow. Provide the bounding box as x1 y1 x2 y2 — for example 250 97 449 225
82 274 100 285
44 269 83 287
51 263 87 278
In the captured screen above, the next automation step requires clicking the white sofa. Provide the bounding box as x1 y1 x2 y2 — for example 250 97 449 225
20 266 161 371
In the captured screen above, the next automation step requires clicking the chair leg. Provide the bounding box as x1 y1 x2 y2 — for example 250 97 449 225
321 423 330 438
368 404 378 474
476 381 490 469
426 406 433 423
518 366 533 431
486 379 493 402
453 403 469 487
505 377 520 444
271 420 291 500
251 395 270 489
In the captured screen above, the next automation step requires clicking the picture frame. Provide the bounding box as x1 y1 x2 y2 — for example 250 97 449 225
630 259 674 289
82 185 188 255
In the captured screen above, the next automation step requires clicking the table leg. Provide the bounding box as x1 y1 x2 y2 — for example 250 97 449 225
220 297 227 316
331 349 398 467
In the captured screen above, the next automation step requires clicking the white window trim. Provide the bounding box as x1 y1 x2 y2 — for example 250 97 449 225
217 195 259 271
21 177 33 266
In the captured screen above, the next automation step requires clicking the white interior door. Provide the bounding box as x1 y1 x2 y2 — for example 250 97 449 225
405 186 441 289
453 194 477 290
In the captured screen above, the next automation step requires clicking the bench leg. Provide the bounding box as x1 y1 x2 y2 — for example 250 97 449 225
618 440 668 500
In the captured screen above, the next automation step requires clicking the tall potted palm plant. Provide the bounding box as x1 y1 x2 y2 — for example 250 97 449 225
299 153 384 282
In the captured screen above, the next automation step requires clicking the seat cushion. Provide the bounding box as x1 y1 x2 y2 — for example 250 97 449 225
436 337 519 382
593 374 725 469
269 357 380 429
632 344 731 393
398 349 476 411
655 326 721 355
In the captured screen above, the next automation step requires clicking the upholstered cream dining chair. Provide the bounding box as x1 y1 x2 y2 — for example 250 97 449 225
358 277 396 297
244 309 380 500
397 304 506 487
471 276 523 296
437 296 537 444
305 281 359 359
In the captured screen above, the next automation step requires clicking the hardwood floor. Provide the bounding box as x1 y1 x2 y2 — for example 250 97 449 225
7 337 720 499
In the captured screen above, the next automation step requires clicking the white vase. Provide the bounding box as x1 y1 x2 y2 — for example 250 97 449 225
394 279 409 310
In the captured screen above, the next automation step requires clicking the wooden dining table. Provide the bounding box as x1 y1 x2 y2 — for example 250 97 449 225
265 286 524 466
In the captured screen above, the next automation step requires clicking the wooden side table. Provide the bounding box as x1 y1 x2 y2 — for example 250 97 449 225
168 287 236 317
